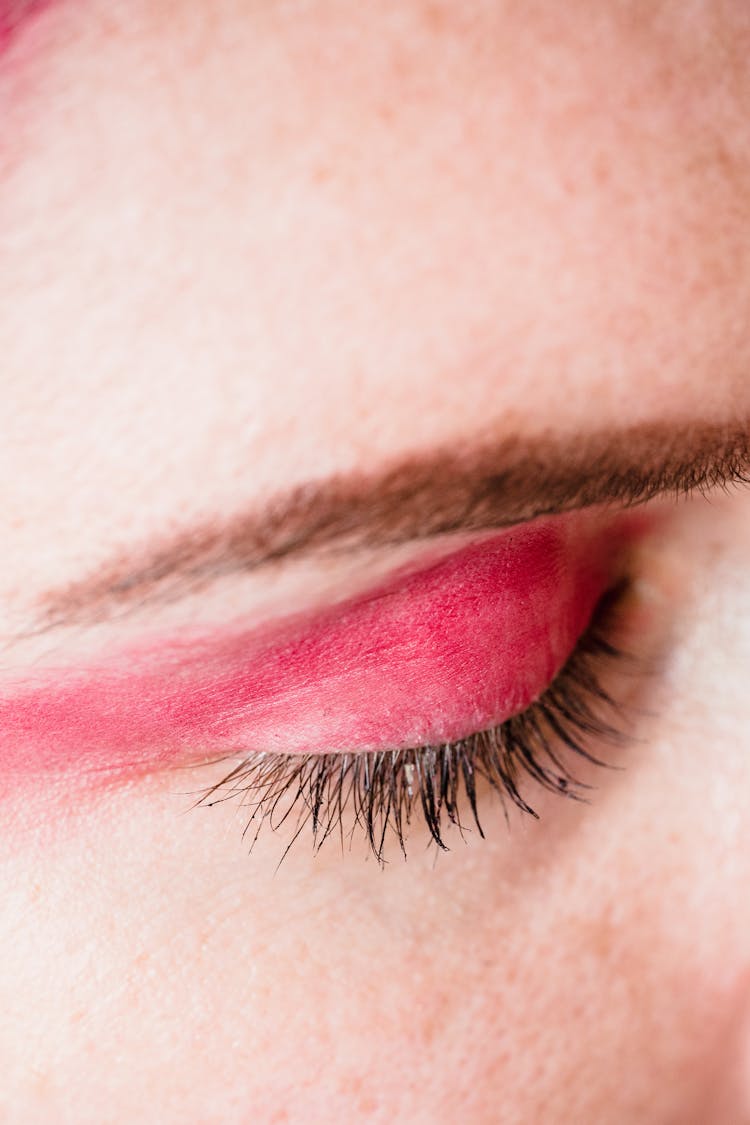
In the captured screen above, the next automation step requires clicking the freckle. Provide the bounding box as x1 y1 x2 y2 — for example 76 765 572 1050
422 2 449 36
594 152 612 186
376 102 396 125
311 163 334 185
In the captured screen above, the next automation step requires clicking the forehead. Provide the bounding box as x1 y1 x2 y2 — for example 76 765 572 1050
1 0 749 593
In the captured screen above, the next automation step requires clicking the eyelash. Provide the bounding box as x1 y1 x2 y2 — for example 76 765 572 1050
194 589 630 865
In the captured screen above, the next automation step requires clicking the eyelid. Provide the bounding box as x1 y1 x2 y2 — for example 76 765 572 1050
196 609 629 865
0 508 645 784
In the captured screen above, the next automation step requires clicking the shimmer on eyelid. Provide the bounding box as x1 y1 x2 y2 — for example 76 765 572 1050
0 512 641 779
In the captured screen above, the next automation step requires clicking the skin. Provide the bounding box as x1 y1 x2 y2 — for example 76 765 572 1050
1 1 750 1121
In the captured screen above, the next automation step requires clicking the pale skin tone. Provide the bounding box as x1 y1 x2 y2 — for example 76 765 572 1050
2 1 750 1122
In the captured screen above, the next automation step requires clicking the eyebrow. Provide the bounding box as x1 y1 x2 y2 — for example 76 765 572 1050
35 419 749 630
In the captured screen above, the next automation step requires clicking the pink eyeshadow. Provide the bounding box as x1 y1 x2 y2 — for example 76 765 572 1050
0 512 636 777
0 1 55 59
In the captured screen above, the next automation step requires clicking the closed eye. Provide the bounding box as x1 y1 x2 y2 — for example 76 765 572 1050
181 514 648 865
192 603 629 866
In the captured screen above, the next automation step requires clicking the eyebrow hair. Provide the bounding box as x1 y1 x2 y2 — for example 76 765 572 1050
34 419 750 629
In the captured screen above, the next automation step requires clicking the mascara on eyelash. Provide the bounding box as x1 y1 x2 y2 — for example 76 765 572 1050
192 609 631 866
